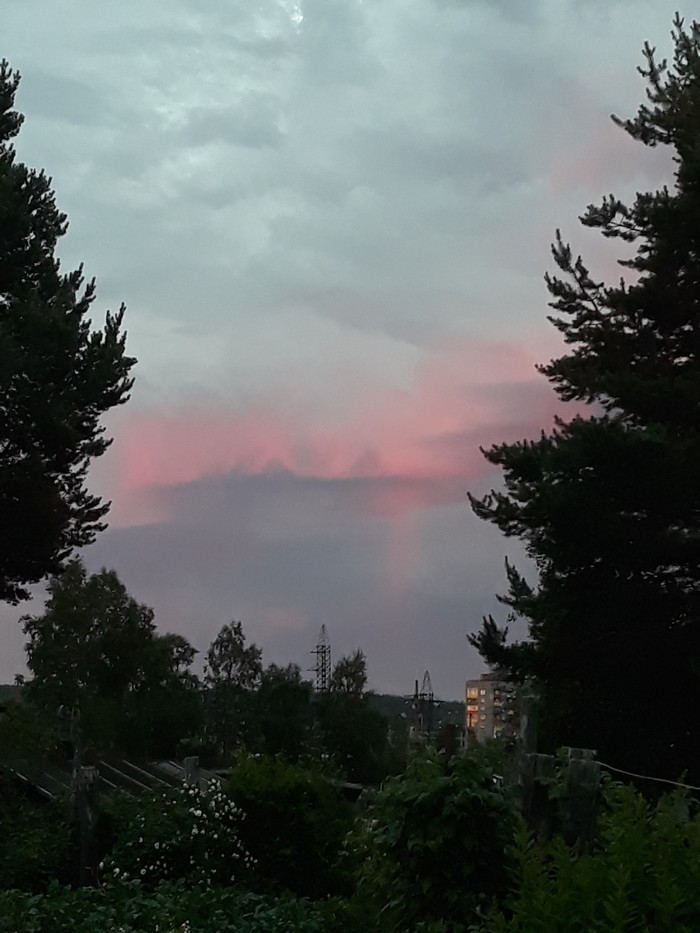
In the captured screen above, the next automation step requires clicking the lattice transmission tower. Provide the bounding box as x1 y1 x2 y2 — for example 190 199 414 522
408 670 440 739
310 624 332 694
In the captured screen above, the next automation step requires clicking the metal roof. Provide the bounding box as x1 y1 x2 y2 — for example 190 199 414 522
0 757 220 800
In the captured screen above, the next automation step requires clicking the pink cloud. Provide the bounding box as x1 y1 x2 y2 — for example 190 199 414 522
258 606 309 633
103 334 581 524
546 85 674 200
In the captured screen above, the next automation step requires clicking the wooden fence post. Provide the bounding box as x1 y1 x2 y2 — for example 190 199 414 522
559 747 600 852
71 764 99 886
184 755 200 788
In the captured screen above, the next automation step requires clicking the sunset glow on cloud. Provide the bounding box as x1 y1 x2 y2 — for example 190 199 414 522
113 336 570 507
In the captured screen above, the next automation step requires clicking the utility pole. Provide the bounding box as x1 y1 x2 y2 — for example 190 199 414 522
63 705 98 886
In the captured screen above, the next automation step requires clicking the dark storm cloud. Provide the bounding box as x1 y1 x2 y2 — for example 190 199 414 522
80 468 513 698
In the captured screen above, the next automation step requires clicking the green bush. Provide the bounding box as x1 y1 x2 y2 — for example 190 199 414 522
354 745 518 932
0 778 72 892
226 755 356 899
0 881 334 933
100 780 253 888
0 699 56 758
475 781 700 932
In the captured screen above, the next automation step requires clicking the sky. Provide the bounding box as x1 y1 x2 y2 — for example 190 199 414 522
0 0 686 699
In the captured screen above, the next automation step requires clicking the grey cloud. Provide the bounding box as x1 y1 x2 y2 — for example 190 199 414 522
10 0 673 356
102 24 293 59
434 0 544 25
17 72 112 127
341 124 532 194
182 96 285 149
297 0 384 87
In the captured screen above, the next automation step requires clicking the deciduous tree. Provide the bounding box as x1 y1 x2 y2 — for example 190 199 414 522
318 649 392 782
330 650 367 696
255 663 313 759
204 621 263 692
21 560 200 755
204 621 262 761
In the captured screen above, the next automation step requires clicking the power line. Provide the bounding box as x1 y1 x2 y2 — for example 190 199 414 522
598 760 700 794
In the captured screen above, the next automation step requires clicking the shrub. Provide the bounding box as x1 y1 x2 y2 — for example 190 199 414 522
0 778 72 892
475 781 700 932
354 745 518 932
100 780 253 888
0 881 333 933
226 755 356 898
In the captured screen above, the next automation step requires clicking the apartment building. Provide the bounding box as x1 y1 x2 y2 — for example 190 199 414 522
465 672 516 742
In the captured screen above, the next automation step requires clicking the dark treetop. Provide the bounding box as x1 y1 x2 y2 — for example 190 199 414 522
0 61 135 603
469 17 700 781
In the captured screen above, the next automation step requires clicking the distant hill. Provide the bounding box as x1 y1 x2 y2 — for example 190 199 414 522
0 683 22 702
368 692 464 728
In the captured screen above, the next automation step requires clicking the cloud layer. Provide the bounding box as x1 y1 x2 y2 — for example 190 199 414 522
0 0 686 696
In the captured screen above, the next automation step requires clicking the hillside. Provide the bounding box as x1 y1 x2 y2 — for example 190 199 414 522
0 684 22 702
368 692 464 728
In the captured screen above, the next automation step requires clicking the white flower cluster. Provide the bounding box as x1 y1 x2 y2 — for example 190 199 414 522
102 780 255 887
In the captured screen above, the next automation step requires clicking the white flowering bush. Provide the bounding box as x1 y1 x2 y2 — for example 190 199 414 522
100 781 254 888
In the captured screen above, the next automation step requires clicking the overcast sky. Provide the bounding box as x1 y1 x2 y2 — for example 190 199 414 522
0 0 685 699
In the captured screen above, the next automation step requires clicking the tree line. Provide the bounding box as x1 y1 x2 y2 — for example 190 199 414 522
8 558 400 783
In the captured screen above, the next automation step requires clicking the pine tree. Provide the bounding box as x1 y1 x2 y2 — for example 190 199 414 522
0 61 135 602
469 17 700 781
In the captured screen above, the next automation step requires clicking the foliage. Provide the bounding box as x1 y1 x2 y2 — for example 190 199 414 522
330 650 367 695
254 664 313 759
205 621 262 691
0 777 72 892
316 690 394 784
119 680 204 761
0 881 350 933
0 699 56 758
354 745 517 932
100 781 253 889
311 650 397 783
474 782 700 932
468 16 700 780
226 754 355 899
369 692 465 726
0 60 135 604
21 560 202 756
204 621 262 762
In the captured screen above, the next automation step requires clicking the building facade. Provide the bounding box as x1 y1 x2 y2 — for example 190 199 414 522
465 672 516 742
